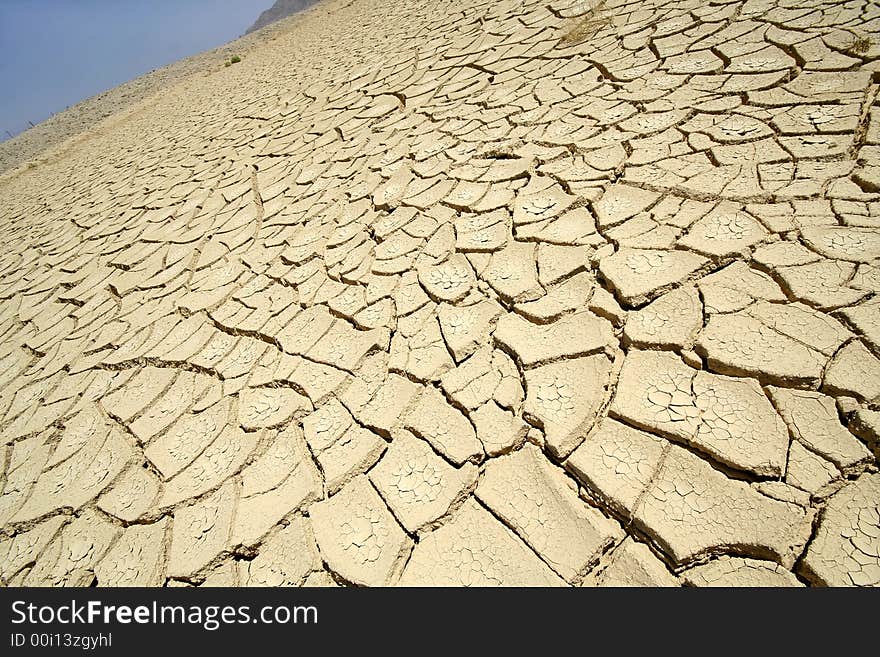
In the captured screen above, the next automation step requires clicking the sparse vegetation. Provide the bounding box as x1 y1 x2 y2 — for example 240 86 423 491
225 55 242 67
851 35 872 54
558 1 609 47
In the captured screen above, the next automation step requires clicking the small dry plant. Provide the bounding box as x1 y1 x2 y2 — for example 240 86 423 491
558 1 609 47
850 35 872 54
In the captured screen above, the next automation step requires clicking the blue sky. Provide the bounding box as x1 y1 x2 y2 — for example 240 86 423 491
0 0 273 139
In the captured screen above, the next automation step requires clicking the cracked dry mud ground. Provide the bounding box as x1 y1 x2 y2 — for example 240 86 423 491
1 0 880 588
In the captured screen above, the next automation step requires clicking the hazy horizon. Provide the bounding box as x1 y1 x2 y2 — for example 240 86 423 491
0 0 274 141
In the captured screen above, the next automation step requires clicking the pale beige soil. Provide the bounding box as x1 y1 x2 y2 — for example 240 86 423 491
0 3 322 175
0 0 879 587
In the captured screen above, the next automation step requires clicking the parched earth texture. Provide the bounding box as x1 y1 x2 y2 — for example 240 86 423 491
1 0 880 587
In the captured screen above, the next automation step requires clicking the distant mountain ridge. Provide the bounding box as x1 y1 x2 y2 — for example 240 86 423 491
246 0 320 33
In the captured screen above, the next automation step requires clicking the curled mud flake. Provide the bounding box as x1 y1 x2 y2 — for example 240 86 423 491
823 341 880 402
567 418 665 518
310 476 411 586
417 255 475 303
768 387 871 473
146 398 230 479
399 499 564 587
13 424 134 522
611 350 699 443
480 241 544 303
679 205 768 258
24 510 120 586
593 185 661 230
696 313 826 386
785 441 839 497
692 372 788 478
627 250 668 275
405 385 482 465
471 401 529 457
167 480 237 579
624 285 701 349
477 443 622 581
317 426 386 495
352 373 420 436
776 260 864 311
0 516 67 581
238 387 310 431
494 310 614 368
102 367 176 423
303 398 353 454
130 372 212 442
370 431 476 533
633 445 814 568
96 464 160 522
801 474 880 587
239 517 322 586
586 538 678 587
524 355 611 458
600 247 707 307
94 519 169 586
159 425 258 508
612 350 789 477
233 424 321 547
682 556 802 587
48 406 103 468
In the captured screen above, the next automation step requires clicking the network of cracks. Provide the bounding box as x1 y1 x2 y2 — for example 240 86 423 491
1 0 879 587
